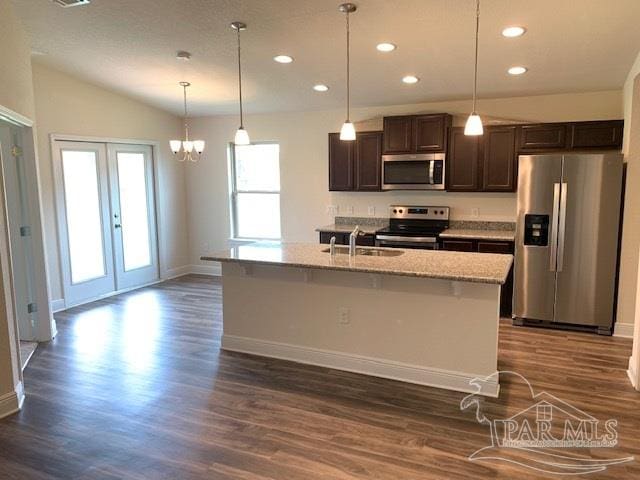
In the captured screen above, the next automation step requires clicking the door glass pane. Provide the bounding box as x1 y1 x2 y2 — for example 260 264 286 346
117 152 151 271
236 193 281 239
61 150 106 284
234 144 280 191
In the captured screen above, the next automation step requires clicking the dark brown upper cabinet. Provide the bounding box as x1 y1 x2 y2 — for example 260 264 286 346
569 120 624 149
328 132 353 191
517 123 567 151
482 126 517 191
355 132 382 191
448 126 516 193
447 127 480 191
516 120 623 152
328 131 382 191
382 116 413 154
383 114 451 154
413 114 451 152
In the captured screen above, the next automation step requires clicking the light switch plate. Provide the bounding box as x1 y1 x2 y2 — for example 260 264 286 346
471 208 480 218
368 206 376 216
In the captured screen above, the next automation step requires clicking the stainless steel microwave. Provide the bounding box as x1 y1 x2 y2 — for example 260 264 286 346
381 153 446 190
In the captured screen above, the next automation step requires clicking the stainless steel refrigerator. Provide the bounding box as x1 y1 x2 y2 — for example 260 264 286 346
513 153 623 335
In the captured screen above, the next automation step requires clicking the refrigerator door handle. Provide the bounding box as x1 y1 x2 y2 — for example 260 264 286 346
549 183 561 272
557 182 568 272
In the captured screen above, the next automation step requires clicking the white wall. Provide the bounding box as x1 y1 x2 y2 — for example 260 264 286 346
617 50 640 329
0 0 33 416
31 63 188 301
187 90 622 266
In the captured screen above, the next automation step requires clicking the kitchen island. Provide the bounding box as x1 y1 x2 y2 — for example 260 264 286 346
202 243 513 397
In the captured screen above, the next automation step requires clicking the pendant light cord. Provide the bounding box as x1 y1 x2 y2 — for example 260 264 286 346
472 0 480 114
346 10 351 122
182 83 190 140
237 28 244 129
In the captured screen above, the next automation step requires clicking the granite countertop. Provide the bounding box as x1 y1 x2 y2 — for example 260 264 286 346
439 229 516 241
316 224 384 234
201 242 513 285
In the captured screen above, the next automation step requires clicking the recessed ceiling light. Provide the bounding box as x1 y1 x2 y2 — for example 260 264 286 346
508 66 528 75
313 84 329 92
274 55 294 64
376 42 397 52
402 75 420 84
502 26 526 38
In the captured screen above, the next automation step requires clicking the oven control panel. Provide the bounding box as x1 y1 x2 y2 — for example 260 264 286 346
389 205 450 221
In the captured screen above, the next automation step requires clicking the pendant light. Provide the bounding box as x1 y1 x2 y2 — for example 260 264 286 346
170 82 205 162
339 3 357 141
231 21 250 145
464 0 483 136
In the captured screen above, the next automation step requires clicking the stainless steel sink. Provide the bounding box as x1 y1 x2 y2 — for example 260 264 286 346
321 246 404 257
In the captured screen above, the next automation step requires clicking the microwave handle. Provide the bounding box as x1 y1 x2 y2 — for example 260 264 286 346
428 161 434 184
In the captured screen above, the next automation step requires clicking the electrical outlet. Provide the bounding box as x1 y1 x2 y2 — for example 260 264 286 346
202 242 210 253
326 205 338 215
338 307 350 325
471 208 480 218
345 205 354 215
367 206 376 216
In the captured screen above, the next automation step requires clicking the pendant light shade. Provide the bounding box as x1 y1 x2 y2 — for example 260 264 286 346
339 3 357 141
170 81 205 161
231 21 250 145
234 127 250 146
340 122 356 141
465 0 483 136
464 114 483 136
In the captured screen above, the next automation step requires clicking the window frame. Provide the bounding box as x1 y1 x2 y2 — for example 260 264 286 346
228 141 282 241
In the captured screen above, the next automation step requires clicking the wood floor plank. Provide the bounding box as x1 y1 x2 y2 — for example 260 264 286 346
0 274 638 479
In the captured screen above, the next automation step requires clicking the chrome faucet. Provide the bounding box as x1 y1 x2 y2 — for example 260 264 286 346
349 225 361 256
329 235 337 258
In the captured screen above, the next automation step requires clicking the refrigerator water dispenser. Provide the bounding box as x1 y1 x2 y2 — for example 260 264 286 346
524 214 549 246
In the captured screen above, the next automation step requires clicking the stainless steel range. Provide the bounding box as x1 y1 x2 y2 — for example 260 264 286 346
375 205 450 250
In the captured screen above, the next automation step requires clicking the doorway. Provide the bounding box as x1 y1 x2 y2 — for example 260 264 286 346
52 140 159 307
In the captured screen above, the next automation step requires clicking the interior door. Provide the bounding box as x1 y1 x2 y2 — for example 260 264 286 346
107 144 159 290
554 154 623 330
53 141 115 305
513 155 562 322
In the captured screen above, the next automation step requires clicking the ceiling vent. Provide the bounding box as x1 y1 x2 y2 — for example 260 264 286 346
52 0 91 7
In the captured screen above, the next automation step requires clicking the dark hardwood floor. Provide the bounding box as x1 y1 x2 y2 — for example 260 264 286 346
1 275 638 479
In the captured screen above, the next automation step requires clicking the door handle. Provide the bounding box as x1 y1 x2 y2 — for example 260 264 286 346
549 183 560 272
557 182 568 272
114 224 121 229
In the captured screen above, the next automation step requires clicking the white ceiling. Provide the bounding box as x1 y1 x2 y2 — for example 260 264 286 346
14 0 640 116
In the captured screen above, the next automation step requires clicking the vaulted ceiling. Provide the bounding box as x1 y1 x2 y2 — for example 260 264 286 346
14 0 640 116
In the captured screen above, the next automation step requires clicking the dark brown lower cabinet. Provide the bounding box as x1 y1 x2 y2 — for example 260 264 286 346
441 239 475 252
442 238 514 316
319 232 375 246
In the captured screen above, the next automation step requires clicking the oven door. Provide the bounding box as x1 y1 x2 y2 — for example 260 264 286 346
375 235 439 250
381 153 445 191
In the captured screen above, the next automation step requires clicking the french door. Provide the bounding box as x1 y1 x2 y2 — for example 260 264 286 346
53 141 158 306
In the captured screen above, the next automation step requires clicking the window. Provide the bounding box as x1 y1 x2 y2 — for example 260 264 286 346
229 143 281 239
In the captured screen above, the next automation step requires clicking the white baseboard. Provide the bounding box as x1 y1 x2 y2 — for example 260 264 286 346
614 322 634 338
162 265 193 280
628 356 638 390
51 298 65 313
222 335 500 397
189 263 221 276
0 381 24 419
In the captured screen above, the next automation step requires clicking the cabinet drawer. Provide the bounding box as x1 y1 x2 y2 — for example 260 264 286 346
441 240 475 252
518 124 567 151
477 241 513 254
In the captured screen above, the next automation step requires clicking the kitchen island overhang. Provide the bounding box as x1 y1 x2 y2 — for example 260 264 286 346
202 243 513 397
